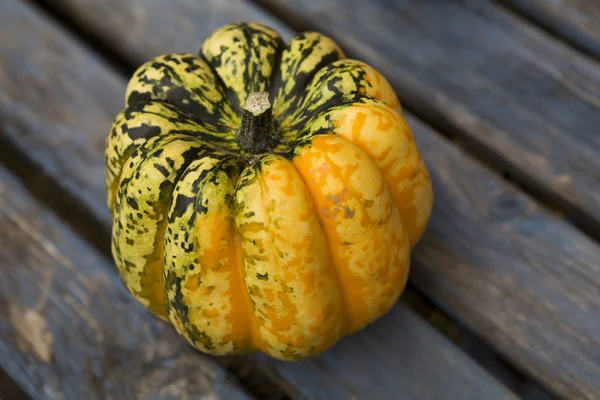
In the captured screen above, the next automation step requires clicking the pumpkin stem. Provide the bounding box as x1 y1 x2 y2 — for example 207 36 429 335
237 92 278 154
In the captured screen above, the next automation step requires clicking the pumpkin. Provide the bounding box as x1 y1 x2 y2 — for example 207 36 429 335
105 22 433 360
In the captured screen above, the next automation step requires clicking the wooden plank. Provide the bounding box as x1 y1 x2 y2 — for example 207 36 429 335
18 0 600 399
0 173 252 399
0 1 517 399
35 0 294 63
498 0 600 59
255 304 516 400
254 0 600 235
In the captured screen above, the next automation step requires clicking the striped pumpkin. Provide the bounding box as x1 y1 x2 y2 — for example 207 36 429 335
105 22 433 360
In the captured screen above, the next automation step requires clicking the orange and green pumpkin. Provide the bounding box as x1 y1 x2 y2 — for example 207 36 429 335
105 22 433 360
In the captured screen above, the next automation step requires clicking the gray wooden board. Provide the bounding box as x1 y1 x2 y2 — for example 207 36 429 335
0 0 517 399
7 0 600 399
0 173 251 399
498 0 600 59
256 0 600 235
36 0 294 62
253 304 517 400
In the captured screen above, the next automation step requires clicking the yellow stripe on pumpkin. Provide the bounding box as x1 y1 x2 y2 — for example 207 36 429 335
309 98 433 248
293 135 410 334
164 156 259 354
201 23 283 110
111 134 207 319
234 155 345 360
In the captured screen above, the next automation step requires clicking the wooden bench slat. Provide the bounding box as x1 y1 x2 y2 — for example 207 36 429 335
256 304 517 400
12 1 600 399
0 173 252 399
0 1 518 399
498 0 600 59
37 0 294 62
256 0 600 234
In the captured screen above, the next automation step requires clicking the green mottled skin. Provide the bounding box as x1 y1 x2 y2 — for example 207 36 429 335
105 101 234 209
106 22 428 359
164 155 242 352
112 134 211 316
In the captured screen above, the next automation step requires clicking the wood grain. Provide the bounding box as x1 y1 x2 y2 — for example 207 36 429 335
0 1 517 399
256 0 600 235
0 167 252 399
36 0 294 63
254 303 517 400
498 0 600 59
16 0 600 398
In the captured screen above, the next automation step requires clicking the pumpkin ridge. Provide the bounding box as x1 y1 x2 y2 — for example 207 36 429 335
122 102 235 144
201 22 284 114
255 159 291 356
134 98 235 136
112 134 216 318
281 58 401 139
271 32 345 121
164 156 259 354
126 53 238 129
293 134 410 333
286 157 351 334
276 94 372 156
311 97 433 247
198 52 241 122
292 137 364 333
233 155 345 359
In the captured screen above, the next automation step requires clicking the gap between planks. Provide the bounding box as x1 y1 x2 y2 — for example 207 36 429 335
493 0 600 61
0 369 30 400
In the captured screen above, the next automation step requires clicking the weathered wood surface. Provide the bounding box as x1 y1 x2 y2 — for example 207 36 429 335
0 1 518 399
10 0 600 399
255 304 518 400
36 0 294 62
257 0 600 233
499 0 600 59
0 166 252 399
